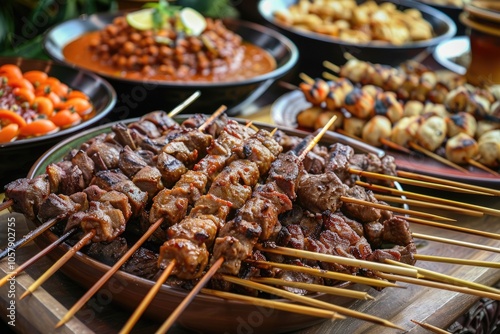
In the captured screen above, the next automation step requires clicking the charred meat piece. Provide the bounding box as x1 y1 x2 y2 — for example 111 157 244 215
156 152 188 187
132 166 164 199
382 216 413 246
129 120 161 139
139 110 179 132
112 122 137 150
302 151 325 174
149 189 189 227
326 143 354 181
298 172 348 214
38 193 85 222
158 239 208 280
364 221 384 248
162 141 199 167
168 217 218 248
118 146 148 178
47 161 85 195
86 140 122 170
267 152 303 201
189 194 232 227
122 247 160 280
99 190 132 221
341 185 381 223
86 237 128 266
4 175 51 221
70 150 95 185
232 130 283 175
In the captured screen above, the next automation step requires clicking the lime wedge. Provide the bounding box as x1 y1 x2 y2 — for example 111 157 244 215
126 8 155 30
179 7 207 36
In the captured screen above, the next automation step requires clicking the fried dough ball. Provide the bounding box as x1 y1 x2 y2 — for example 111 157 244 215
374 91 403 123
404 100 425 117
390 116 420 147
297 106 322 129
343 117 367 138
314 111 344 131
344 87 375 119
362 115 392 147
446 112 477 138
416 115 447 151
445 133 478 164
477 130 500 167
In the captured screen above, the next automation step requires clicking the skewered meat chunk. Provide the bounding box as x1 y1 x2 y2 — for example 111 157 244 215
86 140 122 170
112 122 137 150
38 193 86 222
149 189 189 228
168 217 218 248
132 166 164 199
446 112 477 138
188 194 232 226
140 110 180 132
70 150 95 185
90 170 148 216
362 115 392 147
344 87 374 119
297 171 348 214
156 152 188 187
478 130 500 167
382 216 413 246
326 143 354 181
364 221 384 248
118 146 148 178
129 120 162 139
445 133 478 164
341 185 381 223
267 152 303 201
416 114 447 151
122 247 160 280
4 175 51 221
159 239 209 279
47 161 85 195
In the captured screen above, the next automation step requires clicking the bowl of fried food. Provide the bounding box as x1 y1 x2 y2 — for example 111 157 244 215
258 0 456 74
0 57 116 188
417 0 468 35
43 5 298 117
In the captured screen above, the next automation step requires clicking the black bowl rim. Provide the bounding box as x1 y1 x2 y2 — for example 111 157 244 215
0 56 117 150
42 13 299 88
258 0 457 50
417 0 463 10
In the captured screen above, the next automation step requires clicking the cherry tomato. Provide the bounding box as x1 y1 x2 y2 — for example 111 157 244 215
63 97 92 116
19 119 58 137
50 109 82 128
0 123 19 143
0 64 23 81
8 78 35 91
66 90 90 100
0 109 27 128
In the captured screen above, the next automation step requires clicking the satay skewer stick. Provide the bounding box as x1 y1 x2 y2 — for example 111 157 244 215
0 228 77 288
385 259 500 294
396 170 500 196
299 115 337 161
155 257 224 334
412 232 500 254
20 229 96 299
223 275 404 330
467 158 500 176
351 169 491 196
56 217 165 328
202 288 345 320
357 181 500 217
378 272 500 301
251 277 374 300
119 260 177 334
255 246 419 278
322 60 341 74
167 90 201 118
248 260 401 288
322 71 339 81
379 137 413 154
0 199 13 212
340 196 455 222
398 215 500 240
0 216 61 260
414 254 500 269
411 319 450 334
408 141 469 173
197 105 227 132
375 194 484 216
299 72 315 84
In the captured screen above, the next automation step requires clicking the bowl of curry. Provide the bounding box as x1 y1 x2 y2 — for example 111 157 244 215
43 10 298 116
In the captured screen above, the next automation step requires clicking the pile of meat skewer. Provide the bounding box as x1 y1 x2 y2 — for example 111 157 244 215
2 110 416 299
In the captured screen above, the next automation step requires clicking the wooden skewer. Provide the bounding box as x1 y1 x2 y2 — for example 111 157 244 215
299 72 315 84
167 90 201 118
379 137 413 154
0 216 61 260
0 199 13 212
385 259 500 294
414 254 500 269
378 272 500 301
411 319 450 334
223 275 404 330
322 71 339 81
322 60 341 73
270 127 278 136
0 228 77 288
351 168 492 196
399 215 500 240
201 288 345 320
412 232 500 254
376 194 484 216
396 170 500 196
119 260 177 334
340 196 455 222
357 181 500 217
467 158 500 176
56 217 165 328
408 141 469 173
344 52 356 60
300 115 337 161
278 80 300 91
197 105 227 132
20 229 96 299
155 257 224 334
251 277 374 300
249 260 401 288
255 245 419 278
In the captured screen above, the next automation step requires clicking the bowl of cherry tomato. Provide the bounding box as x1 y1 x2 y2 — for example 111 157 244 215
0 57 116 187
